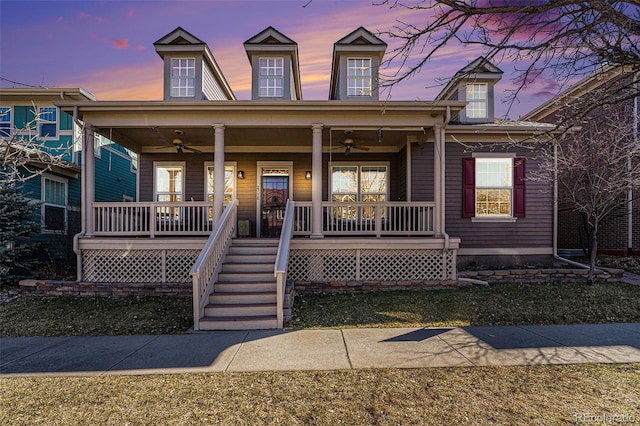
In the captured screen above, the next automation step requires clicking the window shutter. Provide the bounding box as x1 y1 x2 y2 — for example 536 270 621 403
513 157 525 218
462 157 475 217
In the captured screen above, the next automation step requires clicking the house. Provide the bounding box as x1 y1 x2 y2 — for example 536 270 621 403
0 88 138 268
55 26 554 330
522 66 639 257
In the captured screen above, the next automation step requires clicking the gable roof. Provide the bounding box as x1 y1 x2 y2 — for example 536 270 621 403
330 27 387 100
436 56 503 101
153 27 236 100
243 26 302 100
521 64 631 122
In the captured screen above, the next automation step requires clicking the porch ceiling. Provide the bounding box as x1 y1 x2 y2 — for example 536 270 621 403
57 100 467 154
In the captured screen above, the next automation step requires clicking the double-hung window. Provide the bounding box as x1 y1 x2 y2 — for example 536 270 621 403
259 57 284 97
206 164 235 202
330 164 387 220
42 175 67 233
171 58 195 97
0 107 11 137
38 107 57 138
466 83 488 119
347 58 372 97
155 163 184 220
463 156 525 219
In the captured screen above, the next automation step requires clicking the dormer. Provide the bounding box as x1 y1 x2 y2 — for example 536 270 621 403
154 27 235 101
436 57 503 123
329 27 387 101
243 27 302 101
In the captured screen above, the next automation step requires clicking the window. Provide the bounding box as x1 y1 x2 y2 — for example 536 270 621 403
0 107 10 137
465 83 488 118
42 176 67 233
347 58 372 96
155 164 184 202
206 164 235 202
331 164 387 219
462 156 525 219
171 58 195 97
259 57 284 97
94 133 102 158
38 107 57 138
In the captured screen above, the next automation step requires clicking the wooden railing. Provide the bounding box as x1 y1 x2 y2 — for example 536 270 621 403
92 202 215 237
190 200 237 331
274 200 295 329
294 201 436 237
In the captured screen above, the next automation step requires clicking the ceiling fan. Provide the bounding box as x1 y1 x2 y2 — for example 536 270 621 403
334 130 370 155
154 128 201 153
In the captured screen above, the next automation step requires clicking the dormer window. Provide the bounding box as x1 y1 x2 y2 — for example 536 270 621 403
171 58 195 97
465 83 488 119
347 58 372 96
259 57 284 97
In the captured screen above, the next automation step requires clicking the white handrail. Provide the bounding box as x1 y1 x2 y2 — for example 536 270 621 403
190 200 238 331
274 200 295 328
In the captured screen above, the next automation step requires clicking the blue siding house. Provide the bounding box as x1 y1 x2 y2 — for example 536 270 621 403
0 88 137 268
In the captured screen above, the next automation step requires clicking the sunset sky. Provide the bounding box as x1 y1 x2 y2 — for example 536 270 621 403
0 0 566 119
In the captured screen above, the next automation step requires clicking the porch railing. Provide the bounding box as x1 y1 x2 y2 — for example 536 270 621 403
293 201 436 237
92 202 215 237
274 200 295 329
190 200 237 331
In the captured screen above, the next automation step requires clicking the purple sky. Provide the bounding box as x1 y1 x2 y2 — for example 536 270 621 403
0 0 564 119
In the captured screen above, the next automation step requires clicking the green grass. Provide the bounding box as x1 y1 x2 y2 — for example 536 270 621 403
0 296 192 337
2 282 639 337
291 282 640 328
2 364 639 425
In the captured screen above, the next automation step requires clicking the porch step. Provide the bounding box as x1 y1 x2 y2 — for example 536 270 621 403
198 238 280 330
204 302 277 317
198 315 278 331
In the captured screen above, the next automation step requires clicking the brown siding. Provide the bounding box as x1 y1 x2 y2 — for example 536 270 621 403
411 142 435 201
444 143 553 249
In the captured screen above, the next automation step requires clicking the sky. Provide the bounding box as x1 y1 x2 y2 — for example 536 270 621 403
0 0 565 119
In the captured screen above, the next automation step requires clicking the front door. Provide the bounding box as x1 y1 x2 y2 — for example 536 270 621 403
257 164 291 238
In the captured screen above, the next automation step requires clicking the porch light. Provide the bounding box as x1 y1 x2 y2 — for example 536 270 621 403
237 170 245 180
305 170 312 180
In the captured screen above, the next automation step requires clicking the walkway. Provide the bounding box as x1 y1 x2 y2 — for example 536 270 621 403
1 323 639 377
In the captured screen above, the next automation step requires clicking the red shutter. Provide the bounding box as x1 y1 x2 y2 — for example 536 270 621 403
462 157 475 217
513 157 525 218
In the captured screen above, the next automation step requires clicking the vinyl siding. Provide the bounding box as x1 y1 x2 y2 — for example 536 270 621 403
94 146 137 202
410 142 435 201
444 142 553 249
202 62 229 101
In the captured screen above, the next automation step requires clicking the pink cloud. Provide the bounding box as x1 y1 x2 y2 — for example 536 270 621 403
135 45 145 51
111 38 129 49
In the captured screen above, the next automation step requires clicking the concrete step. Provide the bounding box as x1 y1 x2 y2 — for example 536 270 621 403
232 238 279 246
210 291 277 304
228 245 278 256
222 262 274 273
215 282 277 293
217 271 275 283
204 302 276 317
198 315 278 330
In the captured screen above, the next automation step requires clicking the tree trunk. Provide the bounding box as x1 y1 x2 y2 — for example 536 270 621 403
587 230 598 284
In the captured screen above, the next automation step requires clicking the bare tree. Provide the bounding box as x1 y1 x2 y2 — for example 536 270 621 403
533 105 640 282
378 0 640 118
0 106 74 185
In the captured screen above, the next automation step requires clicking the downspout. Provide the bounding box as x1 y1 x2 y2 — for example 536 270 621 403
630 71 638 255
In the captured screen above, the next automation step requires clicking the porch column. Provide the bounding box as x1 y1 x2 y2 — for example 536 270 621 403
433 125 443 235
213 124 225 224
311 124 324 238
84 124 96 237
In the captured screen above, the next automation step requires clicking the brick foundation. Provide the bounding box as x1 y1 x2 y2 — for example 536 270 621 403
19 280 192 297
457 268 624 284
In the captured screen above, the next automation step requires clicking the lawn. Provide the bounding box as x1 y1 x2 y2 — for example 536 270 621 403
2 281 639 337
1 364 639 425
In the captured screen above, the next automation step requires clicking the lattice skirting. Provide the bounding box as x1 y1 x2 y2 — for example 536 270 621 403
288 248 456 282
81 248 201 283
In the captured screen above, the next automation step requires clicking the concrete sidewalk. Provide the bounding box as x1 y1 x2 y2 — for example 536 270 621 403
1 323 639 377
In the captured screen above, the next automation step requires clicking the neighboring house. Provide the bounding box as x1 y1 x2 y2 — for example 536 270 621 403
0 88 138 267
522 66 639 257
56 26 554 330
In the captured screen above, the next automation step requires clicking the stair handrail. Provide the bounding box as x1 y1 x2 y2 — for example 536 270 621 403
190 199 238 331
274 199 295 328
